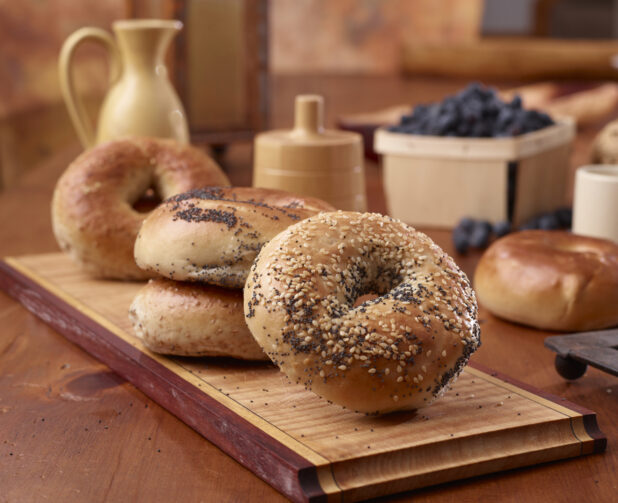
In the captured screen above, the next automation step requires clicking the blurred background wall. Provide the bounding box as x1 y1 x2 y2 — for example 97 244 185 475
1 0 617 189
269 0 483 74
3 0 618 117
0 0 485 118
0 0 128 119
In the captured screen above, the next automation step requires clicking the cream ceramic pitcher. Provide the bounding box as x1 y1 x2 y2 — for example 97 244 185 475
59 19 189 148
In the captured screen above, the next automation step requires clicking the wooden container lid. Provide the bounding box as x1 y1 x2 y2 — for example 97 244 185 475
253 95 367 211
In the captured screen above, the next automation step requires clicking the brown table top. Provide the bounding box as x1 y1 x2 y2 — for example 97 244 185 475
0 75 616 502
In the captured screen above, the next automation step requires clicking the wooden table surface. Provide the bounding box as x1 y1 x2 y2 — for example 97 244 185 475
0 75 616 503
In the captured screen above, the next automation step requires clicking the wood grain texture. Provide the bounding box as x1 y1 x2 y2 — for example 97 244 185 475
1 75 617 503
0 253 606 502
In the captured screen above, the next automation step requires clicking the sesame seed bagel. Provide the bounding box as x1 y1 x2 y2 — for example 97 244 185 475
134 187 335 288
244 211 481 414
474 230 618 331
129 278 268 360
52 138 230 279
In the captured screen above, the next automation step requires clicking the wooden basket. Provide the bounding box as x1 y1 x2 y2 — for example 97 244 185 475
374 120 575 228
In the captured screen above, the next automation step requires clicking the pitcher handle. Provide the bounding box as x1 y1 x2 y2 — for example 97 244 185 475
59 27 121 148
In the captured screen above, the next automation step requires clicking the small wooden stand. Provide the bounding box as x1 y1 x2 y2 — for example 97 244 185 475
544 330 618 380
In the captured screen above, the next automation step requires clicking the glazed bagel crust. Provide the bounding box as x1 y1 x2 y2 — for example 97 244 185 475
134 187 335 288
474 230 618 331
244 211 480 414
52 138 230 279
129 278 268 359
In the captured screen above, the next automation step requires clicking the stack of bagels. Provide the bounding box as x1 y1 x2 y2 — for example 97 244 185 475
130 185 335 359
52 138 483 414
52 138 334 360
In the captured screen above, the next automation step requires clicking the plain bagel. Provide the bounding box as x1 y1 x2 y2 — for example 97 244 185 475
244 211 481 414
474 230 618 331
134 186 335 288
129 278 268 360
52 138 230 279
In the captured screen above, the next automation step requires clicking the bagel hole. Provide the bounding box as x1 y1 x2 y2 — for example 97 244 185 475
133 187 162 213
353 293 379 307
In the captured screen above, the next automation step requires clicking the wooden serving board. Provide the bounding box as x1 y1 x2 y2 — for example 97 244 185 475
0 253 606 502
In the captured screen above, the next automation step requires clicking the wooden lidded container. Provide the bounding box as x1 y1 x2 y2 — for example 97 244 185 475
253 95 367 211
374 119 575 228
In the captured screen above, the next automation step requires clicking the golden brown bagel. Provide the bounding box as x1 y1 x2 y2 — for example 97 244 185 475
134 187 335 288
474 230 618 331
244 211 480 414
129 278 267 359
52 138 229 279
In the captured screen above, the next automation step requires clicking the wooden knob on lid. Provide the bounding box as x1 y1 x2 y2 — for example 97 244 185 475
293 95 324 137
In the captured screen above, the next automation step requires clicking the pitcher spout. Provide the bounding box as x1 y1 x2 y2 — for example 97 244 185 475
113 19 182 72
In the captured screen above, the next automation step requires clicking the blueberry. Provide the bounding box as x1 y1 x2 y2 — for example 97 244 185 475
519 217 540 230
456 121 470 136
470 122 486 137
509 95 523 109
413 104 430 117
469 220 492 248
538 213 560 230
484 97 501 116
555 207 572 228
435 114 456 135
452 227 470 254
493 220 511 237
456 217 476 233
495 108 514 132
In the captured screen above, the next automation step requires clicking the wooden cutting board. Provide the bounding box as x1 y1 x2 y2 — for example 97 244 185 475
0 253 606 503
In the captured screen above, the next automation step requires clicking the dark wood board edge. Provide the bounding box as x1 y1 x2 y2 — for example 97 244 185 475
469 360 607 453
0 259 330 503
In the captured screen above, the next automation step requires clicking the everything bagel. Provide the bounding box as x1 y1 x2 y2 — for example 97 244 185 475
134 186 335 288
244 211 481 414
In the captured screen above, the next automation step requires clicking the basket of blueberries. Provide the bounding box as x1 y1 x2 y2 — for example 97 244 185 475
374 83 575 232
387 83 554 138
